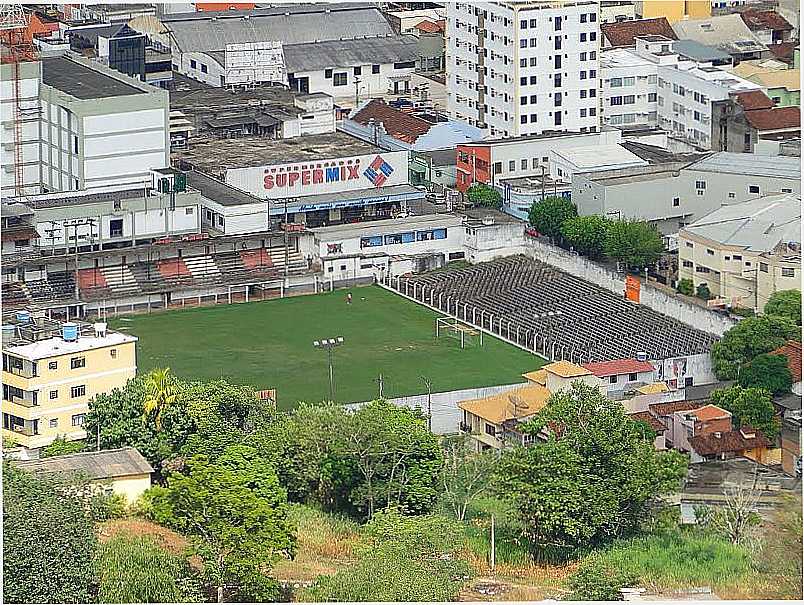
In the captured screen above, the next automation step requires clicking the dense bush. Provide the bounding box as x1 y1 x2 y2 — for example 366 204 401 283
676 278 694 296
566 556 639 600
764 289 801 325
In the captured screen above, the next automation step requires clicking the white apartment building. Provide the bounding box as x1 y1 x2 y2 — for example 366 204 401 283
656 59 761 150
1 52 170 198
600 37 662 128
447 1 603 138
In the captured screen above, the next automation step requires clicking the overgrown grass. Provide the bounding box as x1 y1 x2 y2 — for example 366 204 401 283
591 530 752 592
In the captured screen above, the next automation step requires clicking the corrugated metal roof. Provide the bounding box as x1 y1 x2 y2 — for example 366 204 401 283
683 192 801 252
685 152 801 179
672 13 768 55
13 447 153 480
283 35 418 73
164 4 395 52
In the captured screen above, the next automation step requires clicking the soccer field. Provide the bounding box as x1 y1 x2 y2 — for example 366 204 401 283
110 285 544 409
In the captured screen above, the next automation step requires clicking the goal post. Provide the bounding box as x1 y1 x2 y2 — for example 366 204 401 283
435 316 483 349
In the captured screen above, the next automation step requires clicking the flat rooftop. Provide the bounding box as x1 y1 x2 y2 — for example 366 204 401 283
5 328 136 360
172 132 381 172
187 170 264 207
313 214 462 239
41 55 148 99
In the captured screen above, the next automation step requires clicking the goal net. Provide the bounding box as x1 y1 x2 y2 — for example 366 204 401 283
435 316 483 349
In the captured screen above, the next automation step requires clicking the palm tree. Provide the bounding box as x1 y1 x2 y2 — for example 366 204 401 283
142 368 177 431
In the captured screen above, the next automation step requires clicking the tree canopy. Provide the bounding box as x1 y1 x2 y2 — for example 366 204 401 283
3 464 98 604
493 382 687 550
710 315 800 380
466 182 503 209
737 353 793 395
560 215 611 259
439 434 497 521
764 289 801 326
710 386 780 440
603 219 664 270
528 196 577 240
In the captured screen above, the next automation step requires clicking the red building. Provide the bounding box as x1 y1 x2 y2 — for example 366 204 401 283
455 144 491 193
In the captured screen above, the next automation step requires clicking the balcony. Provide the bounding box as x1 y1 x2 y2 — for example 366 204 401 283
459 421 472 433
5 365 37 379
8 423 36 436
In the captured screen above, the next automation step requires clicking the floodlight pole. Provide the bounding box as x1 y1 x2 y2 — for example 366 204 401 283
313 337 344 402
421 376 432 432
327 346 334 401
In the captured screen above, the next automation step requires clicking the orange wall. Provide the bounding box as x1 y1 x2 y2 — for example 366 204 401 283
456 145 491 193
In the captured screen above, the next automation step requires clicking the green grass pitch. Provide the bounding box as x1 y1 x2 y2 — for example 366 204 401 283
110 285 545 409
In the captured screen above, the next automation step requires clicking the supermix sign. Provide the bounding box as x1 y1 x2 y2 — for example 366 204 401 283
226 151 408 200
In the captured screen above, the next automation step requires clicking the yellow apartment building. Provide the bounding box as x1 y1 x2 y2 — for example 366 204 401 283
2 313 137 450
636 0 710 24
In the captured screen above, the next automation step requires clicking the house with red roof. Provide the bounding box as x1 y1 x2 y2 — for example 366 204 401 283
740 9 794 44
583 357 656 394
601 17 677 48
688 427 771 463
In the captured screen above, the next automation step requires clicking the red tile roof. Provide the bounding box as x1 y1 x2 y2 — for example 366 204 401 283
351 99 432 144
768 42 797 62
735 90 775 111
773 340 802 382
689 404 731 422
415 19 445 33
649 400 707 416
601 17 677 47
744 106 801 132
740 9 794 32
629 411 667 433
688 427 769 456
582 358 655 377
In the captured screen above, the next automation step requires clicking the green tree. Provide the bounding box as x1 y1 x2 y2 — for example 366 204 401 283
97 535 202 603
336 400 443 518
696 283 712 300
710 315 800 380
143 367 179 431
40 436 85 458
710 385 780 440
764 289 801 326
3 464 98 604
439 434 497 521
676 278 694 296
528 196 577 240
737 353 793 395
603 219 664 270
560 215 611 259
494 382 687 550
466 182 503 209
566 556 639 601
150 444 295 602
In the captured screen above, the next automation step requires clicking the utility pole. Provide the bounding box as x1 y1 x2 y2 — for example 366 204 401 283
376 373 384 399
63 218 96 300
354 76 361 107
490 514 496 571
421 375 432 432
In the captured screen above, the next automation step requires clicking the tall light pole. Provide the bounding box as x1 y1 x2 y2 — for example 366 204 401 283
313 337 344 401
420 375 432 432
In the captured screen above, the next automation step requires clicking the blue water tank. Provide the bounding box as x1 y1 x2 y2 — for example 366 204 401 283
15 310 31 323
62 322 78 342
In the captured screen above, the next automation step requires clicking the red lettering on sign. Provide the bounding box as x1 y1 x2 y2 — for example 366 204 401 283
276 173 287 187
301 171 311 185
264 173 274 189
347 164 359 179
312 169 323 184
288 172 299 187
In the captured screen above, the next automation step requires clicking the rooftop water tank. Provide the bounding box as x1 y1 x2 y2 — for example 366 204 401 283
2 324 16 342
636 352 648 362
62 322 78 342
15 310 31 324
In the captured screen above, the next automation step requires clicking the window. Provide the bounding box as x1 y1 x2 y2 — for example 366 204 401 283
520 76 527 86
521 159 528 170
648 92 657 102
760 262 769 273
580 70 587 80
530 75 537 85
520 58 527 68
520 19 527 28
189 59 197 69
706 249 714 256
580 32 587 42
333 72 347 86
673 197 680 207
494 162 502 174
610 96 623 106
532 158 538 169
110 349 117 359
733 255 742 261
520 39 527 48
509 160 515 172
589 88 596 97
530 95 537 103
49 390 58 400
589 12 596 22
73 135 79 154
530 57 537 67
520 115 527 124
530 19 536 27
782 267 795 277
782 188 793 193
628 373 638 382
749 185 760 194
728 192 735 199
109 218 123 238
580 52 587 61
393 61 415 69
695 180 706 190
353 66 361 75
580 89 587 99
685 242 694 248
520 96 527 105
71 385 86 398
590 31 596 41
529 114 537 123
682 260 693 268
484 423 496 436
623 95 635 104
609 375 618 384
200 64 208 74
580 13 587 23
610 77 622 87
72 413 86 427
48 361 57 370
372 64 380 74
325 68 333 78
71 356 85 369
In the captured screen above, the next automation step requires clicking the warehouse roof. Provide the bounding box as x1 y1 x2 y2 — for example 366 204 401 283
685 151 801 179
283 35 418 73
172 132 380 172
744 106 801 132
681 192 801 252
14 447 153 480
42 55 148 99
553 144 648 171
672 14 767 56
162 3 394 52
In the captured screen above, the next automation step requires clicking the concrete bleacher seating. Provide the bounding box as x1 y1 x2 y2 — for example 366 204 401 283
99 265 140 295
396 255 717 364
183 255 221 279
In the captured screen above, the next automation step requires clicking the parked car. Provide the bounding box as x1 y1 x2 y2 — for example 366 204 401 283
525 227 540 238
